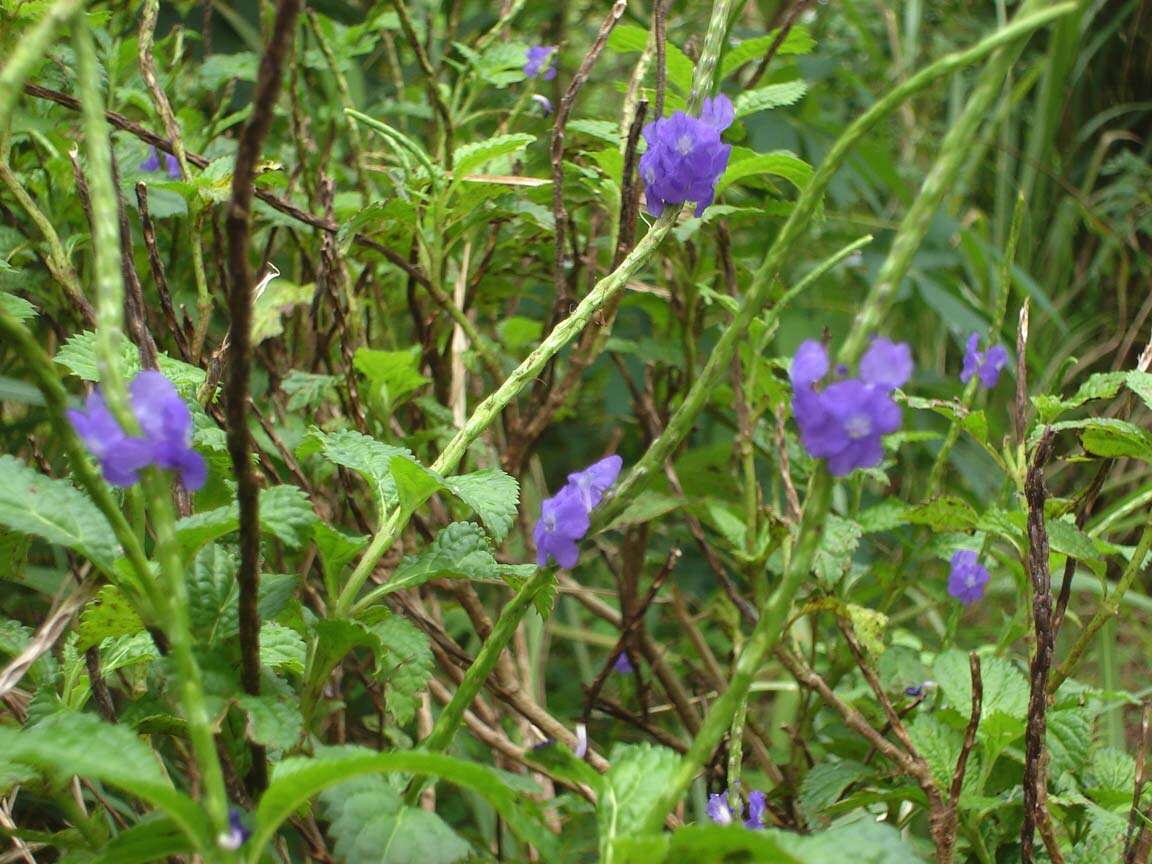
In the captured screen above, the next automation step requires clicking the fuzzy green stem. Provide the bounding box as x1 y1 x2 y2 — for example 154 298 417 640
726 695 748 812
140 472 232 839
71 14 132 419
404 568 554 804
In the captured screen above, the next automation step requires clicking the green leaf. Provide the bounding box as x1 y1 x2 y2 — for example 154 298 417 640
253 748 560 861
798 760 872 823
0 713 210 848
601 744 679 845
717 149 814 195
259 622 307 675
445 468 520 542
54 331 206 398
174 485 317 555
1085 747 1136 809
0 291 37 320
353 348 430 412
313 523 369 598
302 429 413 517
320 776 469 864
390 522 498 591
614 824 805 864
252 278 315 344
453 133 536 176
720 26 816 77
906 495 979 532
88 815 194 864
370 614 434 725
812 516 862 583
733 80 808 118
0 455 117 572
76 586 144 652
934 650 1028 751
237 686 304 751
845 605 887 657
390 455 445 516
281 370 340 412
782 820 923 863
186 545 296 644
607 25 694 92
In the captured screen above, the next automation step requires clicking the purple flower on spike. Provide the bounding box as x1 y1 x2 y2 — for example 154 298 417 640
639 95 734 217
961 332 1009 389
66 391 153 486
706 787 768 829
948 550 989 605
533 454 624 569
68 371 206 491
612 652 633 674
533 487 589 569
141 145 181 180
790 338 912 476
524 45 557 80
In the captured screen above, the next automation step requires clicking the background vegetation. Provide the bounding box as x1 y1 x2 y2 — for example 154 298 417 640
0 0 1150 861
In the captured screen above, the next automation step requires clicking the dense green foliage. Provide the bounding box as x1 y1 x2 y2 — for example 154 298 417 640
0 0 1150 862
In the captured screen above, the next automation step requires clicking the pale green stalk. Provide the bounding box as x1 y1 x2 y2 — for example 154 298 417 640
0 0 84 133
71 13 232 845
726 696 748 813
635 3 1076 831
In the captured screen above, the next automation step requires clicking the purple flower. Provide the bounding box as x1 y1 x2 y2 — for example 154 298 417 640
141 145 181 180
218 808 250 851
639 95 734 217
531 94 554 115
705 787 768 829
948 550 989 605
789 338 912 476
961 332 1009 389
524 45 557 80
567 454 623 511
612 652 633 674
533 487 589 569
66 391 153 486
533 454 624 569
68 371 206 491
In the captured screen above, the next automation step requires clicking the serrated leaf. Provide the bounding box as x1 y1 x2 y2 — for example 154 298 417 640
313 523 369 598
453 134 535 176
717 149 813 195
87 815 194 864
320 775 469 864
100 632 159 674
445 468 520 542
302 429 413 518
606 25 694 93
615 824 805 864
602 744 679 844
720 26 815 77
390 522 498 592
370 614 433 725
0 713 209 846
845 604 887 657
77 585 144 651
0 291 37 320
906 496 979 532
255 748 559 860
390 455 444 516
175 485 316 556
797 760 872 823
0 455 117 572
812 516 861 583
733 80 808 118
353 348 429 412
934 650 1027 752
54 331 206 398
281 370 340 411
237 688 304 751
260 622 306 675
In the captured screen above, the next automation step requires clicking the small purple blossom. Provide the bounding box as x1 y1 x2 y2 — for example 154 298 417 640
524 45 557 80
533 454 623 569
612 652 633 674
706 787 768 829
68 371 206 491
961 332 1009 389
790 338 912 476
217 808 250 851
531 94 554 115
639 95 734 217
948 550 990 605
141 145 181 180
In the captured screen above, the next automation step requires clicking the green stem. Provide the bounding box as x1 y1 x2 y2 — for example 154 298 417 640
140 472 232 838
594 2 1075 532
404 568 553 803
0 0 83 134
71 13 132 421
726 695 747 812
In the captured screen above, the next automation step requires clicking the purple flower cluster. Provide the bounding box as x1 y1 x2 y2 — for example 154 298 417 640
639 95 734 217
947 550 989 605
141 145 181 180
790 338 913 476
534 455 623 569
68 371 206 491
524 45 557 80
961 332 1009 389
706 787 767 829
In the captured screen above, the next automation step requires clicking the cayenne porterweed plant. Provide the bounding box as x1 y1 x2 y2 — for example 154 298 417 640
1 1 1151 863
